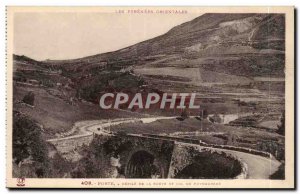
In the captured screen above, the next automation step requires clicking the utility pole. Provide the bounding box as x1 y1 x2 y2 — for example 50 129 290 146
201 109 203 131
237 101 240 118
108 119 111 133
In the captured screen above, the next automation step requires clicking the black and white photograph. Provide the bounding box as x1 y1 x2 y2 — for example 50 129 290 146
5 6 295 189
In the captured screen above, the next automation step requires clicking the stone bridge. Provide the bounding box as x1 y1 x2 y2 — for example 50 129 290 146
106 134 248 179
48 132 280 179
113 135 174 178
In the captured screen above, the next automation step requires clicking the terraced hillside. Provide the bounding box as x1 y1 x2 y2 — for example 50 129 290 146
12 13 286 179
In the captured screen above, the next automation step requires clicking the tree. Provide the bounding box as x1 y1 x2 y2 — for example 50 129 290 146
22 91 35 106
203 109 208 119
13 115 49 177
277 111 285 135
199 109 208 119
181 108 189 120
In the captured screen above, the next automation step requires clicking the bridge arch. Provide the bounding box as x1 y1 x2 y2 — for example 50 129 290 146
125 150 161 178
172 151 243 179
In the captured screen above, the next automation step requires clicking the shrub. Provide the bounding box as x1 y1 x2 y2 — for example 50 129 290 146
22 91 35 106
277 111 285 136
270 163 285 179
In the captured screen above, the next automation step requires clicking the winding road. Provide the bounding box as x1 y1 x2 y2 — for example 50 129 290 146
47 116 281 179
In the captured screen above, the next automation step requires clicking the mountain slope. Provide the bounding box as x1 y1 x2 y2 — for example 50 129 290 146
42 13 284 82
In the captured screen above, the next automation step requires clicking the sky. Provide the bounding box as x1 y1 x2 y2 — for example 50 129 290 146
13 12 200 61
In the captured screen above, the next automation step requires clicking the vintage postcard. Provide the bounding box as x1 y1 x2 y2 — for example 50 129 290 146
6 6 294 189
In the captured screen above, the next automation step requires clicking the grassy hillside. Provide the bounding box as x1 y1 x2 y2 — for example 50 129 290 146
13 13 286 134
42 13 285 76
